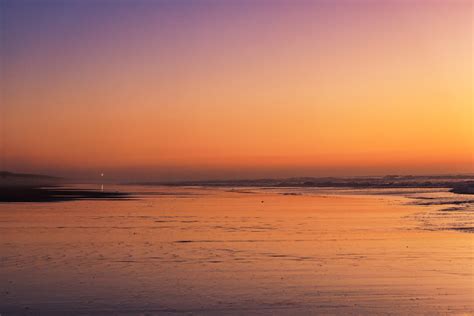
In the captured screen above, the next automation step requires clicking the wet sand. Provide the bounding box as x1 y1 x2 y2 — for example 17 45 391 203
0 185 473 315
0 186 131 202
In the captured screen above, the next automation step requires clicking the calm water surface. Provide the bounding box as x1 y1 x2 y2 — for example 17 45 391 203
1 185 473 315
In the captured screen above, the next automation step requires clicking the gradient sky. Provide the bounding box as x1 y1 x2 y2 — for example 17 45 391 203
1 0 472 180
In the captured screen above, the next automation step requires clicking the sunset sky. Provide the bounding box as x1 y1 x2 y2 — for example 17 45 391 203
1 0 472 180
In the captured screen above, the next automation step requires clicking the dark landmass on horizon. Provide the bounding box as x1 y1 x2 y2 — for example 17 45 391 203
0 171 61 187
0 171 130 202
0 171 60 180
1 171 473 202
0 186 131 202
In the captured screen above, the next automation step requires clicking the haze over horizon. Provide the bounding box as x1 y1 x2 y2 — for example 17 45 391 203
3 166 474 183
1 0 472 181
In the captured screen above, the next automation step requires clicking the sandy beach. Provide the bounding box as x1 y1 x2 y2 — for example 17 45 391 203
1 185 472 315
2 0 472 314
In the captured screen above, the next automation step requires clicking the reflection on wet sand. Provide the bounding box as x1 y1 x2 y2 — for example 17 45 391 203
0 186 473 315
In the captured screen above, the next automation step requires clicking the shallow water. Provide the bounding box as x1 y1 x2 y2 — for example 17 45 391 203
1 185 473 315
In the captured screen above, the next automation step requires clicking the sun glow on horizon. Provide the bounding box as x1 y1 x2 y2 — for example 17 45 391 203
1 0 472 180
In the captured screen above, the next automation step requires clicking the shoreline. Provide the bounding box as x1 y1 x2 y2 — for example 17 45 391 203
0 185 131 202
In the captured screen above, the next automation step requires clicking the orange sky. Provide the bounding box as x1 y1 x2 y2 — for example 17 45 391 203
1 0 472 180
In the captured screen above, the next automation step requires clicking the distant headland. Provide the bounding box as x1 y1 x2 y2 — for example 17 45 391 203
0 171 130 202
